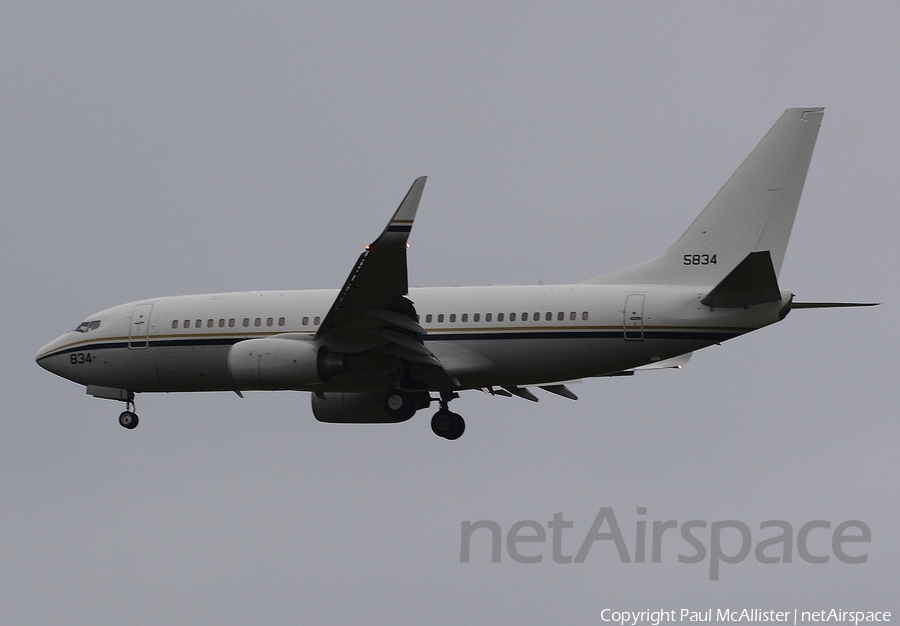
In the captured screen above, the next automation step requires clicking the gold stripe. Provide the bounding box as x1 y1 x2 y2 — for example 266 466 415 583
423 324 750 334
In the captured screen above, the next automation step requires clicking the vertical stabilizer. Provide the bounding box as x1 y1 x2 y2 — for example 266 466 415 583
585 108 824 286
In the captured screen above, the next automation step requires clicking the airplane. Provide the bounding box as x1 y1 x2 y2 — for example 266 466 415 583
36 107 877 440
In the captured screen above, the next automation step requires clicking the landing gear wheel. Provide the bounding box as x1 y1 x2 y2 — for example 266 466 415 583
444 413 465 440
431 410 465 440
383 389 416 421
118 411 139 429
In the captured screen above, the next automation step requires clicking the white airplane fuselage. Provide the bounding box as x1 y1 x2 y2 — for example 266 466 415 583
37 108 871 439
36 284 789 394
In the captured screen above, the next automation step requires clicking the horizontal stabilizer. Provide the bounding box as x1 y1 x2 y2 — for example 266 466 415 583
601 353 692 377
632 353 692 371
701 251 782 308
791 301 880 309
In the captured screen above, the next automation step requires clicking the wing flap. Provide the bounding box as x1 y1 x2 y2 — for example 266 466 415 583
539 384 579 400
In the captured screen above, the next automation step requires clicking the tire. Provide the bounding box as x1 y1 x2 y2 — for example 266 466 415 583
444 412 465 440
431 410 453 436
431 410 464 439
118 411 139 429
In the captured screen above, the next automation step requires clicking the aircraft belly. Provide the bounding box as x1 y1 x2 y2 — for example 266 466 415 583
155 344 233 391
49 344 234 393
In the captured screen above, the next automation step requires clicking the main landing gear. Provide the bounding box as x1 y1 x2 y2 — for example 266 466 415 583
430 391 464 440
382 388 466 440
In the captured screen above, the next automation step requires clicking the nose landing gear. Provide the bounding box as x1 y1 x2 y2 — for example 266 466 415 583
118 398 138 429
86 386 139 430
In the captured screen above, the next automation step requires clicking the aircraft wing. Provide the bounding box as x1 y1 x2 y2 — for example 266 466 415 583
318 176 425 333
315 177 456 387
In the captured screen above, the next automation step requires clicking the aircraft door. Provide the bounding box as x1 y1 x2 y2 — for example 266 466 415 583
128 304 153 349
623 294 645 341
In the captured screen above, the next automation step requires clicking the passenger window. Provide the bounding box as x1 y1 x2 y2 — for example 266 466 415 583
278 317 285 326
314 316 321 325
266 317 273 327
461 313 468 322
195 319 202 328
243 318 249 327
207 319 214 328
534 312 540 321
497 313 504 322
569 312 576 321
557 312 564 321
522 312 528 321
449 314 456 323
545 312 552 321
582 311 589 321
254 318 261 327
172 320 179 329
426 314 432 323
302 317 309 326
510 312 516 322
438 314 444 323
474 313 480 322
218 319 225 328
486 313 492 322
229 318 235 327
184 320 191 329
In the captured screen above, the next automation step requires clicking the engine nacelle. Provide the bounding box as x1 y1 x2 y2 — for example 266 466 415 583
312 392 407 424
228 336 326 390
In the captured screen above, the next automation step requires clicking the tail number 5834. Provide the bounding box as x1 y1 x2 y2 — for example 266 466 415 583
683 254 717 266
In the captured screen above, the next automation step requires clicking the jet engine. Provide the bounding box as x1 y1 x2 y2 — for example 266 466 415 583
228 336 341 390
311 391 429 423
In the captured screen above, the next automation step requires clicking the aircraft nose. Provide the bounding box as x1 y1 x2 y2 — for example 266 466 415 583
35 335 71 377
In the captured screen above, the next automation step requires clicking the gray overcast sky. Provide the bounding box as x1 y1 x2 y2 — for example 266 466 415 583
2 3 897 624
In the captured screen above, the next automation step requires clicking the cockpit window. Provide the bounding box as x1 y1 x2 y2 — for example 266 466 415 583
75 320 101 333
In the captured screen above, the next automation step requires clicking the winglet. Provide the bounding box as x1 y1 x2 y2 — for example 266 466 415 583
372 176 426 246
